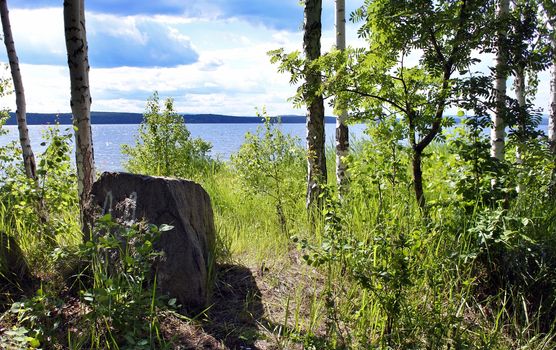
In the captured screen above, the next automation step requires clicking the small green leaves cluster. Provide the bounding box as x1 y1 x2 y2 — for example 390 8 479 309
75 215 172 349
122 92 214 180
231 109 305 234
0 287 59 349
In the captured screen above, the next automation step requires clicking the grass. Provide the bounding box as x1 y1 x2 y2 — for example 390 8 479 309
1 124 556 349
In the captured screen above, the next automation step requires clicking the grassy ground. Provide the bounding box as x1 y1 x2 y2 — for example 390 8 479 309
1 122 556 349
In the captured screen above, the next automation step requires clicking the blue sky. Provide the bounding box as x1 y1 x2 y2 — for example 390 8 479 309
0 1 551 116
0 1 364 114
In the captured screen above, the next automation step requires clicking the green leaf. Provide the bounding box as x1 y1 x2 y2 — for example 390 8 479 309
26 337 41 348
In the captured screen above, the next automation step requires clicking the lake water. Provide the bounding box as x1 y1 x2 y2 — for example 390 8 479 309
0 123 368 172
2 123 549 172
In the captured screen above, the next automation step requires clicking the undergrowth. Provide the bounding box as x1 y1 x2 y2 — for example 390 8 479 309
1 110 556 349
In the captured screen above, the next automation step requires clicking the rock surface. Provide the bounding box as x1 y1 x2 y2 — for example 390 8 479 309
89 172 216 311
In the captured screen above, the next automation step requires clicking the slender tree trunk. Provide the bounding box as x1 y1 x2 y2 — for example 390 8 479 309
408 113 426 212
0 0 36 180
549 26 556 194
412 149 425 211
515 70 526 193
64 0 95 231
550 32 556 155
304 0 327 210
335 0 349 194
491 0 510 161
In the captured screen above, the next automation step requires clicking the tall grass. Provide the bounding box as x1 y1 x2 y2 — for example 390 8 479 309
2 117 556 349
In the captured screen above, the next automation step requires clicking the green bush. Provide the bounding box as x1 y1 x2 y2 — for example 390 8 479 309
74 215 170 349
0 124 79 272
231 109 305 234
122 92 214 179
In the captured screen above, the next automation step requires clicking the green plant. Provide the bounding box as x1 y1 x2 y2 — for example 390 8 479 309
3 287 62 348
75 214 170 349
0 326 41 349
231 109 305 235
122 92 214 180
447 114 511 209
0 123 79 278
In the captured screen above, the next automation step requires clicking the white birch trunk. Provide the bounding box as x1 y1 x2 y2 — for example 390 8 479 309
515 71 526 193
0 0 36 180
64 0 95 218
335 0 349 193
491 0 510 161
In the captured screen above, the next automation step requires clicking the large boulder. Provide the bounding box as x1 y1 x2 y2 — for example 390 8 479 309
89 172 216 311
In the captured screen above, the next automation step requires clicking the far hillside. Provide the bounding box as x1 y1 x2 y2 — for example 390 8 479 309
5 112 550 126
5 112 338 125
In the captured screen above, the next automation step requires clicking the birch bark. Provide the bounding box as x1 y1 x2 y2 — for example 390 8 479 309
335 0 349 193
549 32 556 154
491 0 510 160
0 0 36 180
64 0 95 220
515 70 526 193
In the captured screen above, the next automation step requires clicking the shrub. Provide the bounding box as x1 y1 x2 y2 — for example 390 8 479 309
122 92 214 179
231 109 305 234
75 215 171 348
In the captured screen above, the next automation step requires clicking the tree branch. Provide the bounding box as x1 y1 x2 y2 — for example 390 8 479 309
343 88 409 114
428 26 447 64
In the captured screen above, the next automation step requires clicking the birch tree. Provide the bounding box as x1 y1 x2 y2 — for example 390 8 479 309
491 0 510 161
64 0 95 222
542 0 556 194
0 0 36 180
316 0 492 211
545 1 556 155
548 36 556 154
506 0 550 192
551 32 556 155
335 0 349 192
303 0 327 210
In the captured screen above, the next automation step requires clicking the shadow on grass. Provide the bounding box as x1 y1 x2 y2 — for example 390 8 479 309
204 263 265 349
202 263 329 350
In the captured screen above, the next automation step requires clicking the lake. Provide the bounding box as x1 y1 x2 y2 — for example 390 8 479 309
0 123 368 172
1 123 549 172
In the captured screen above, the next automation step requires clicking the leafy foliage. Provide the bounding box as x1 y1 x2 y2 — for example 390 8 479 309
74 215 170 349
122 92 214 179
231 109 305 234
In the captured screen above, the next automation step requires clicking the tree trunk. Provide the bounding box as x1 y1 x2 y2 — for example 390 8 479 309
549 25 556 195
64 0 95 230
491 0 509 161
0 0 36 180
304 0 327 210
515 70 526 193
550 32 556 155
335 0 349 194
412 149 426 212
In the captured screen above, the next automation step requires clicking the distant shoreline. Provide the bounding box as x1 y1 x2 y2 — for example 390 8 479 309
5 112 337 125
4 112 550 126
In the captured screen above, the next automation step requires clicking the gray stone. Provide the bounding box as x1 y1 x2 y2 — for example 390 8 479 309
89 172 216 311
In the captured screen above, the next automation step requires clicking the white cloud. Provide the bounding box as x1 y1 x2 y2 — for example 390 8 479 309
0 5 551 118
0 11 307 115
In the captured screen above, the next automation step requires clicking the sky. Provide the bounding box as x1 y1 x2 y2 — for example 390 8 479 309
0 1 551 116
